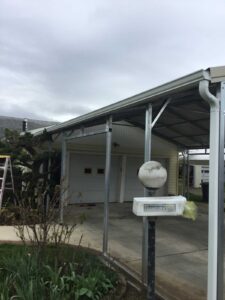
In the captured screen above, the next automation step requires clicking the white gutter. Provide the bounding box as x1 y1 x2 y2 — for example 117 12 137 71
199 79 220 300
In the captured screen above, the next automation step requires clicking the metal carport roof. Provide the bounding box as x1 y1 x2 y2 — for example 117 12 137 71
34 66 225 150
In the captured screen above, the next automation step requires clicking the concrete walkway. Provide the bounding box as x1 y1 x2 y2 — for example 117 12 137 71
0 202 223 300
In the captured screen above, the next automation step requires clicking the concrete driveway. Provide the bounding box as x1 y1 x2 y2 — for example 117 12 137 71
64 202 223 300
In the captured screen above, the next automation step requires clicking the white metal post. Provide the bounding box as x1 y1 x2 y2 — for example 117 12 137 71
142 104 152 282
103 116 112 255
187 150 190 199
199 80 222 300
60 137 67 223
217 82 225 300
182 152 186 195
207 88 220 300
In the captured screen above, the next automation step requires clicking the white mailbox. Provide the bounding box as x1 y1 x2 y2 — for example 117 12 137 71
133 196 186 217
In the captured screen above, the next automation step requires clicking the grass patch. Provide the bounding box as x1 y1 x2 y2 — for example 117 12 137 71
0 244 118 299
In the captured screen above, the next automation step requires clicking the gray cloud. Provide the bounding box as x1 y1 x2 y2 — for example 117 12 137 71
0 0 225 121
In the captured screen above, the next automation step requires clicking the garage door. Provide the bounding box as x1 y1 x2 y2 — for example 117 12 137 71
124 157 168 201
68 153 120 203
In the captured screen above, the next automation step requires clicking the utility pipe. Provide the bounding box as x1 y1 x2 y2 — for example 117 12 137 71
199 80 220 300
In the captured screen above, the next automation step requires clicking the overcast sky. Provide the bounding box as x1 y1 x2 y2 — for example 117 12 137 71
0 0 225 122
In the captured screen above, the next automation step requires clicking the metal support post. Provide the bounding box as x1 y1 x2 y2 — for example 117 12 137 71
187 150 190 199
147 219 156 299
182 152 186 195
60 137 67 224
45 141 52 214
142 104 153 283
199 80 223 300
103 116 112 255
217 82 225 300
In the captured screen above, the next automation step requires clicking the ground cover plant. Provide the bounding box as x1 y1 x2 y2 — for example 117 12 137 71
0 244 118 300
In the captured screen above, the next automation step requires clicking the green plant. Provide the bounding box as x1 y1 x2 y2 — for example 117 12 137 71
0 128 61 207
0 244 118 300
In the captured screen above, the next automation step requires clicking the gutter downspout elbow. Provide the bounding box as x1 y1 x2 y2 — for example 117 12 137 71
199 79 218 108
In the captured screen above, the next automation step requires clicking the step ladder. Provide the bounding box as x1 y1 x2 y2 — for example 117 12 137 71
0 155 15 209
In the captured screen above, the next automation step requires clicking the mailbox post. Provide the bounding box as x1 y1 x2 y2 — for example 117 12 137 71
134 161 186 300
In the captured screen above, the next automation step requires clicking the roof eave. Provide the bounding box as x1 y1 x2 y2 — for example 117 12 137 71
34 69 212 136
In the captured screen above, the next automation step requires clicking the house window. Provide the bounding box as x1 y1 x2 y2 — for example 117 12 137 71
97 168 104 175
84 168 92 174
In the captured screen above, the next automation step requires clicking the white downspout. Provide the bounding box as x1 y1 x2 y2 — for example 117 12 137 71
199 79 220 300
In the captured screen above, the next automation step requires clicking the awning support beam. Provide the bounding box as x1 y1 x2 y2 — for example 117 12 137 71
151 98 171 128
65 129 107 141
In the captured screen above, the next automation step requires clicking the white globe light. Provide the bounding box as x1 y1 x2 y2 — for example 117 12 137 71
138 161 167 189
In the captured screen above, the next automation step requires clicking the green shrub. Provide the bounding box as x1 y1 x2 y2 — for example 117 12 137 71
0 245 117 300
